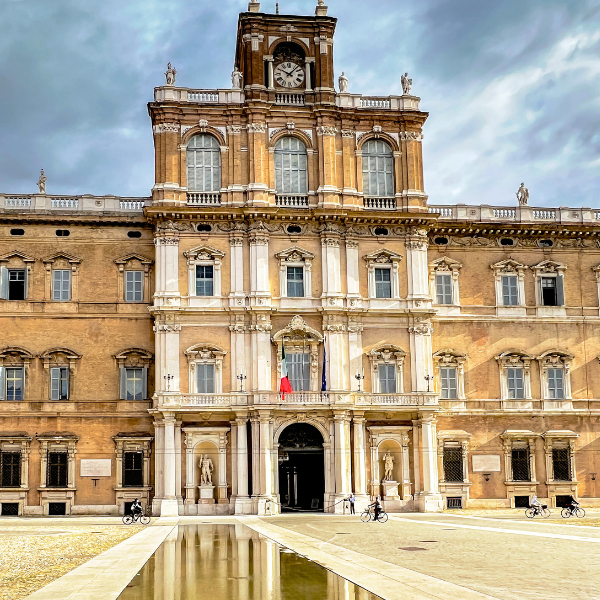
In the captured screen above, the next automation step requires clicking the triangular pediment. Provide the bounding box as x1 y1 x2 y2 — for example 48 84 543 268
363 248 403 263
114 253 154 266
430 256 462 270
490 258 526 272
274 246 315 261
42 252 82 264
183 246 225 260
0 250 35 263
531 259 565 273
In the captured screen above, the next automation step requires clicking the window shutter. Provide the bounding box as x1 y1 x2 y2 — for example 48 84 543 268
53 270 61 301
0 367 4 400
0 267 7 300
120 367 127 400
23 268 28 300
50 367 59 400
141 367 148 399
556 276 564 306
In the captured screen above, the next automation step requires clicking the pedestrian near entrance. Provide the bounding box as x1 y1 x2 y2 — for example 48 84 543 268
348 493 355 514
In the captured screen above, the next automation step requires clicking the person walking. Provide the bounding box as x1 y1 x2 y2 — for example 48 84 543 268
348 493 355 515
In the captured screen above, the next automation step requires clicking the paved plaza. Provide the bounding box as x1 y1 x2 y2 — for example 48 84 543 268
3 512 599 599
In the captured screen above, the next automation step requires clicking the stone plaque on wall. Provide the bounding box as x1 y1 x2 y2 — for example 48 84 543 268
80 459 112 477
472 455 501 472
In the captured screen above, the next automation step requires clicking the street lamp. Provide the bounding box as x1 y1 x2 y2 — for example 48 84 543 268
164 374 173 391
237 370 247 392
424 374 433 392
355 369 365 392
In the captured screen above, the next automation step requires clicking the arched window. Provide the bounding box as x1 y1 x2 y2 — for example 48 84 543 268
362 139 394 198
275 137 308 195
186 135 221 192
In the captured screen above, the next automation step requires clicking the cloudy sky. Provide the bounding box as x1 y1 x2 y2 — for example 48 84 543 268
1 0 599 206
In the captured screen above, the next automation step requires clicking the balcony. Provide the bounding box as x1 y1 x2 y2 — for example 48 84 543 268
0 194 150 214
276 195 309 208
275 92 305 106
187 192 222 206
336 94 420 111
364 197 396 210
154 87 244 105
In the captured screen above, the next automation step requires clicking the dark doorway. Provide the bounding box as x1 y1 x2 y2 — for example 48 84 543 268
278 423 324 512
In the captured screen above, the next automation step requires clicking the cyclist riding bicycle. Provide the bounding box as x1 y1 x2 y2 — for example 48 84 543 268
131 498 143 517
530 495 542 510
566 495 580 511
370 496 382 521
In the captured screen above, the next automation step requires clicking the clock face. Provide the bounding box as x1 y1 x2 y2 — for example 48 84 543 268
274 61 305 89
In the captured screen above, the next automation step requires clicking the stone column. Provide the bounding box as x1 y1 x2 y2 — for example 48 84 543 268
251 416 260 507
258 411 277 515
217 430 228 503
401 433 413 500
405 234 430 310
161 414 180 516
412 421 421 495
235 416 251 514
304 57 314 91
333 411 352 512
352 413 369 511
265 56 274 90
409 317 434 393
414 415 442 512
184 436 196 511
370 439 380 499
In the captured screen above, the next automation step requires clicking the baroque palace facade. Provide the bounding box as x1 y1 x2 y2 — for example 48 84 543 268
0 2 599 517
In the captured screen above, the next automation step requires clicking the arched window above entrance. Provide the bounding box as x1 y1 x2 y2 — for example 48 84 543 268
278 423 324 449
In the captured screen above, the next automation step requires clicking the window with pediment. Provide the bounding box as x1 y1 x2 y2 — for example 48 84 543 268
0 347 33 401
275 247 314 298
185 344 227 394
495 351 532 401
42 253 82 302
543 431 578 483
429 257 462 307
538 351 573 401
40 348 81 401
367 345 406 394
501 431 539 483
115 349 153 400
433 350 466 401
114 254 154 303
364 250 402 300
531 260 566 309
0 251 35 301
184 246 225 298
490 259 527 313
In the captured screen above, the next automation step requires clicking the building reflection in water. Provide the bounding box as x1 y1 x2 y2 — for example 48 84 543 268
118 525 380 600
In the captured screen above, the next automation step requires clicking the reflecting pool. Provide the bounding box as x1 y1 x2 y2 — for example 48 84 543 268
118 524 383 600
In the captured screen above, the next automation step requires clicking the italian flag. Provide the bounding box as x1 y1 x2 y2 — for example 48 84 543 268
279 345 293 397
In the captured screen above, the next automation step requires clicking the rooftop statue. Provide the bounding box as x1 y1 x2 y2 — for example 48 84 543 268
231 66 243 89
165 62 177 86
37 169 46 194
338 72 348 93
401 72 412 95
516 182 529 205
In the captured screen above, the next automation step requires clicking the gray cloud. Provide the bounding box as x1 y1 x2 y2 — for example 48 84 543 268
0 0 599 206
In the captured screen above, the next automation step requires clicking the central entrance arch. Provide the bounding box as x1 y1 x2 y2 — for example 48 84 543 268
278 423 325 512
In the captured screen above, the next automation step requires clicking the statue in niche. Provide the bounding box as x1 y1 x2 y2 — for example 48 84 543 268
231 66 243 89
382 453 395 481
516 182 529 205
338 72 348 93
401 72 412 95
165 62 177 86
199 454 214 485
37 169 46 193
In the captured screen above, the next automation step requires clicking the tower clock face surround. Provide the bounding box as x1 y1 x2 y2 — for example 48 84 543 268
274 61 305 89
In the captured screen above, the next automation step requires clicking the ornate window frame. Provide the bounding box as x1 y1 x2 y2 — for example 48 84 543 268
185 344 227 394
429 256 462 315
437 430 472 508
500 430 540 507
114 348 153 400
114 253 154 303
531 260 566 316
275 246 314 299
42 252 82 302
40 348 82 402
0 347 34 401
367 345 406 394
433 349 466 405
363 249 403 300
495 351 533 406
0 434 32 515
272 316 324 393
537 350 573 408
113 433 153 515
0 251 36 301
490 259 527 316
542 430 579 503
184 245 225 302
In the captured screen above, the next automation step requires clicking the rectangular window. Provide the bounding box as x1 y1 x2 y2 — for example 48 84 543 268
552 448 571 481
8 269 26 300
502 275 518 306
511 448 530 481
50 367 69 401
440 367 457 399
196 363 215 394
288 353 310 392
286 267 304 298
195 265 214 296
52 270 71 301
123 451 144 487
0 452 21 487
435 274 453 304
378 364 397 393
125 271 143 302
374 268 391 299
126 368 144 400
5 368 24 401
47 452 68 488
443 448 463 482
547 368 564 399
507 367 524 399
541 277 564 306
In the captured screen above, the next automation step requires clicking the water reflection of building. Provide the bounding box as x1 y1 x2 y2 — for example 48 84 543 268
118 525 376 600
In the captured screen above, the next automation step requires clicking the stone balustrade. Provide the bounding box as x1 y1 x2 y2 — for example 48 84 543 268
428 204 600 225
336 93 420 111
154 87 245 104
0 194 150 213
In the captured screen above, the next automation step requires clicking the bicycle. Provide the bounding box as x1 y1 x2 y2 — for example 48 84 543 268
360 507 388 523
525 504 551 519
122 506 151 525
561 505 585 519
